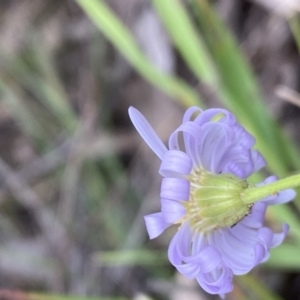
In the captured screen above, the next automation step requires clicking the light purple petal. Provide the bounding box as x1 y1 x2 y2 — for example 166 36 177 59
196 265 233 295
197 123 234 173
160 178 190 201
189 244 222 272
257 227 274 250
211 228 256 275
232 124 255 148
194 108 235 127
169 224 222 274
253 243 269 264
258 175 296 205
241 202 267 228
263 189 296 206
128 107 168 160
159 150 192 178
183 106 203 122
271 224 289 248
144 212 170 239
230 223 259 245
250 149 266 172
168 121 202 167
161 199 186 223
263 175 277 184
219 147 253 178
168 222 192 266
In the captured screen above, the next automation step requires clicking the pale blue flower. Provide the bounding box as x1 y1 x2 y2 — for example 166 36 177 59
129 106 295 296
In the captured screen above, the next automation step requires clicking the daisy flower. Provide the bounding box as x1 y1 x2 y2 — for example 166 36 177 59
129 106 295 296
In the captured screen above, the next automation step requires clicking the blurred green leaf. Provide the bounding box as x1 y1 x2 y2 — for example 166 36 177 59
0 79 45 140
191 0 300 175
29 292 128 300
267 243 300 269
289 14 300 53
6 47 77 132
75 0 202 107
152 0 217 84
236 274 283 300
94 249 167 266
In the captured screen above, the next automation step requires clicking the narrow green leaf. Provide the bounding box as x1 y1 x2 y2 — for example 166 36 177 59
289 15 300 53
0 79 45 139
29 292 128 300
94 249 167 266
236 274 283 300
267 243 300 270
75 0 202 107
152 0 217 84
191 0 300 175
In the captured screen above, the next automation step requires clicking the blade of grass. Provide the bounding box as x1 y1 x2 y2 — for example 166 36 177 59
0 79 45 140
93 249 167 267
152 0 217 84
5 48 77 132
32 45 78 131
289 14 300 53
75 0 202 107
266 243 300 269
153 0 300 176
236 274 283 300
192 0 300 175
29 292 128 300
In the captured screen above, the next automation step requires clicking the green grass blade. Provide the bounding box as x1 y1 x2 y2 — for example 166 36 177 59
152 0 217 84
191 0 300 175
0 79 45 140
29 292 128 300
7 49 77 132
75 0 202 107
266 243 300 270
93 249 167 267
236 274 283 300
289 14 300 53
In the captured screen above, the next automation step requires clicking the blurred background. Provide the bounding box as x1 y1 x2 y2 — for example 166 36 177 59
0 0 300 299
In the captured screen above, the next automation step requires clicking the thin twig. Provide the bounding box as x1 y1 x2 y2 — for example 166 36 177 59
275 85 300 108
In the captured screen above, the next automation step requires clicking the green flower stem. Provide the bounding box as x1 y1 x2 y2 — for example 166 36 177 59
242 174 300 205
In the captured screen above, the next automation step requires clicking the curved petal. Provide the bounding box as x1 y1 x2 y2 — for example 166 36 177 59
253 243 269 264
188 244 222 272
233 124 255 148
144 212 170 239
160 178 190 201
161 199 186 223
168 223 192 266
159 150 192 178
258 176 296 205
211 228 256 275
128 107 168 160
168 224 222 278
219 147 254 178
168 121 202 167
183 106 203 123
271 223 289 248
197 123 234 173
263 189 296 206
194 108 235 127
250 150 266 172
196 265 233 295
241 202 267 228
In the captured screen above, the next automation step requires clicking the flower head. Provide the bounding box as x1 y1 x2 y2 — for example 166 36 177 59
129 106 295 296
